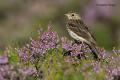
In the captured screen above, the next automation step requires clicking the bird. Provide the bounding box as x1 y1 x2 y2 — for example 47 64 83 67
64 12 99 59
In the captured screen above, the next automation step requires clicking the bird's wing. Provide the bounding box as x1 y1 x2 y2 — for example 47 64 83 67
77 20 97 41
67 20 96 45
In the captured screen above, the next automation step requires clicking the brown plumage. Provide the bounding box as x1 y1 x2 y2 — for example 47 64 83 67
65 12 99 59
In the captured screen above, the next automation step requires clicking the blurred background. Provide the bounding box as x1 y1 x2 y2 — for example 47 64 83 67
0 0 120 51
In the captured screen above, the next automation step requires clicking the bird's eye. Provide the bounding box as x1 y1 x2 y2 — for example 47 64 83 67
71 14 74 16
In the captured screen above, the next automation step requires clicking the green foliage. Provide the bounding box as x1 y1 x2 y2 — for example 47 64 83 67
6 46 19 64
4 47 104 80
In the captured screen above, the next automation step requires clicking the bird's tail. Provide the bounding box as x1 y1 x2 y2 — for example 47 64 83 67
88 44 99 59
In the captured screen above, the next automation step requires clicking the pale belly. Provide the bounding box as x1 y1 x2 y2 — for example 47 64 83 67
67 29 90 44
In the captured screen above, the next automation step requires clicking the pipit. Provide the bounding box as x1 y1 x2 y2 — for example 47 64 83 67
65 12 99 59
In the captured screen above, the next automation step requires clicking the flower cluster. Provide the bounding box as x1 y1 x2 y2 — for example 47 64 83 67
15 24 58 79
80 48 120 80
106 67 120 80
16 24 58 63
0 55 37 80
0 55 19 80
61 37 92 60
19 67 36 77
0 55 8 64
16 47 29 64
0 24 119 80
0 65 16 80
30 27 58 56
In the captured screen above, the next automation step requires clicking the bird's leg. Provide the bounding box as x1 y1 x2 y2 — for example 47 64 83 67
81 41 84 44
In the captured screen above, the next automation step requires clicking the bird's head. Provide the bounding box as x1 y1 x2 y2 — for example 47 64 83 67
64 13 81 20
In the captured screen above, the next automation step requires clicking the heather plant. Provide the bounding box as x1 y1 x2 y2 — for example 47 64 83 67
0 24 120 80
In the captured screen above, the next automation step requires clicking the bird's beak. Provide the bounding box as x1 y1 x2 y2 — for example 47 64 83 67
64 14 68 16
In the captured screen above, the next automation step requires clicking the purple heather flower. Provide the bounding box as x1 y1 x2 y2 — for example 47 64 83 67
30 25 58 56
70 43 82 56
19 67 36 77
92 61 100 73
61 37 82 57
30 39 44 54
61 37 93 58
16 24 58 66
41 31 57 49
81 43 92 53
61 37 73 50
0 55 8 64
99 48 108 59
106 67 120 80
0 65 10 78
15 48 29 63
113 48 120 55
0 64 19 80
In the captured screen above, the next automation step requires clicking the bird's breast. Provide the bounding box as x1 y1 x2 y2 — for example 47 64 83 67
67 28 90 44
